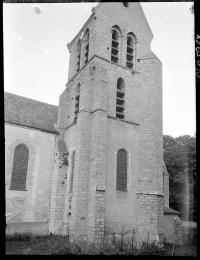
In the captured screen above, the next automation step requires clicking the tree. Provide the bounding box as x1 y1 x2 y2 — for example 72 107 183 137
163 135 196 221
190 4 194 14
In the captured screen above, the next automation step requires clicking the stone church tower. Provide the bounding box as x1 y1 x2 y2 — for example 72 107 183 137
49 2 163 242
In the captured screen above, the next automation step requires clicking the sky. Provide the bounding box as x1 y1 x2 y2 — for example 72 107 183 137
3 2 195 138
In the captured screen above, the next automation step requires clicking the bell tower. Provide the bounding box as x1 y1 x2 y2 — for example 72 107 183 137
50 2 163 242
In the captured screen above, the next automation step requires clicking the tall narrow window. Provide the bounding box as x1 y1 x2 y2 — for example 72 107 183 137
10 144 29 191
74 83 80 121
76 40 81 72
70 152 75 192
116 77 125 119
126 33 136 69
84 29 89 64
116 149 128 192
111 27 120 63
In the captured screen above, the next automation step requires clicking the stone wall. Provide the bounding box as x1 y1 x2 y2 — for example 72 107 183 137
55 2 163 242
6 222 49 235
5 123 56 224
163 214 183 245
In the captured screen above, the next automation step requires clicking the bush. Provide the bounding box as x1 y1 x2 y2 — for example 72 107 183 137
183 226 197 246
6 232 197 255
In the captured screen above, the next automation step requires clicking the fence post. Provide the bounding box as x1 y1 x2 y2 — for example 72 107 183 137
121 226 124 251
132 228 134 254
147 232 149 250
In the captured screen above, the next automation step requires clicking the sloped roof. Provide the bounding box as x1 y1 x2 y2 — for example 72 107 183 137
138 50 161 63
164 206 179 215
4 92 58 134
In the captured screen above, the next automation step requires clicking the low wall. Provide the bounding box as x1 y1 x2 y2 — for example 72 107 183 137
6 222 49 235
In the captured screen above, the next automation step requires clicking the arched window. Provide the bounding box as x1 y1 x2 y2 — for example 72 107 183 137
111 26 121 64
126 32 136 69
76 40 81 72
10 144 29 191
70 151 75 192
116 149 128 192
84 29 89 65
116 77 125 119
74 83 80 121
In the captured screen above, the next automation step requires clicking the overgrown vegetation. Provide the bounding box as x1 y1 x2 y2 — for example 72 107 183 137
163 135 196 221
6 228 197 256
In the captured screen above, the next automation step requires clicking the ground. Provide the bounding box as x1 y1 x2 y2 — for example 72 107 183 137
6 228 197 256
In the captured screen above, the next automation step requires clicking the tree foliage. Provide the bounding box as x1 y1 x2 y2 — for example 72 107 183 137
190 4 194 14
163 135 196 221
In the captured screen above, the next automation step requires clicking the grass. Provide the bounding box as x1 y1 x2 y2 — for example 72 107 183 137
6 227 197 255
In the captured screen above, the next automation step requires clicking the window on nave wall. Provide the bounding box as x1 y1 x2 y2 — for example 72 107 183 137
10 144 29 191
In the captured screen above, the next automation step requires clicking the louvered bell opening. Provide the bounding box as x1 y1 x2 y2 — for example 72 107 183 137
127 46 133 54
117 91 125 99
77 61 80 72
111 55 118 63
116 149 127 192
111 48 119 56
116 98 125 106
126 61 133 69
127 53 134 61
116 113 125 119
116 105 124 113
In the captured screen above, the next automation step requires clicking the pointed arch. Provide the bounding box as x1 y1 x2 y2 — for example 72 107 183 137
10 144 29 191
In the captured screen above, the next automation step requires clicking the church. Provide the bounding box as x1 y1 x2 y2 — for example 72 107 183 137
5 2 182 244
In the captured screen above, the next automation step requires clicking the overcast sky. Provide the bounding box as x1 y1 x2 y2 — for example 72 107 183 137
3 2 195 138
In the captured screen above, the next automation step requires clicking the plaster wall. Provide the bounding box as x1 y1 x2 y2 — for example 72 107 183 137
5 123 56 224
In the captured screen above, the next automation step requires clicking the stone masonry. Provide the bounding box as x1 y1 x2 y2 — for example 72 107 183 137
49 2 164 242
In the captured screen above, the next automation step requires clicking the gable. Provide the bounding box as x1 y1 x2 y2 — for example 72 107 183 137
95 2 153 39
4 92 58 133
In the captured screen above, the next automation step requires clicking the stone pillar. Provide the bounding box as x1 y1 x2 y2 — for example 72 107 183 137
87 110 107 241
49 138 68 234
136 192 164 243
87 66 108 242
